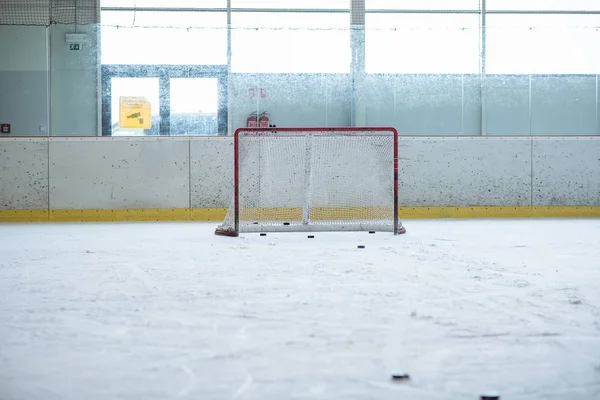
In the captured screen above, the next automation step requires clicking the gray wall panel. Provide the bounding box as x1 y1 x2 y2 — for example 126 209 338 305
531 76 597 135
361 75 396 128
0 71 49 136
0 139 49 210
50 69 99 136
190 138 233 208
0 26 48 71
398 75 464 136
398 137 532 207
49 137 190 209
485 75 530 135
462 75 482 135
50 24 100 136
532 137 600 206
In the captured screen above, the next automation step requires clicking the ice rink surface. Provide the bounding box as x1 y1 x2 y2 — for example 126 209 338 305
1 219 599 400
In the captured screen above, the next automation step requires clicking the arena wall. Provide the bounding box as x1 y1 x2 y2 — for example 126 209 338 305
1 136 599 222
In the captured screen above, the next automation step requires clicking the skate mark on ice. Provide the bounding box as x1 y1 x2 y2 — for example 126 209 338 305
129 262 160 292
513 279 532 288
409 310 457 328
561 288 586 306
175 365 197 398
526 332 561 337
452 331 511 339
233 375 253 397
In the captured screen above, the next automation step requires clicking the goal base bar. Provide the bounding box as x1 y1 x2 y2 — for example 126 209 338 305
214 228 239 237
215 220 406 235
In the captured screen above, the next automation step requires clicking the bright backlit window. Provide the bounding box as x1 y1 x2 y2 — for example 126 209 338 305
101 0 226 8
486 15 600 74
101 11 227 65
231 0 349 9
231 13 350 73
366 0 480 10
487 0 600 11
366 14 480 73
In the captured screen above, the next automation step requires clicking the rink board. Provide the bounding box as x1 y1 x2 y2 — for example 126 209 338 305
1 136 599 222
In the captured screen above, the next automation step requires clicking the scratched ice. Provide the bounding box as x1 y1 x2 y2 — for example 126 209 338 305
1 219 599 400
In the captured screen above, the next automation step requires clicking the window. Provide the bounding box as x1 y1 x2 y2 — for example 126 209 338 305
486 15 600 74
231 0 348 9
487 0 600 11
101 11 227 65
101 0 226 8
366 0 480 10
231 13 350 73
366 14 480 73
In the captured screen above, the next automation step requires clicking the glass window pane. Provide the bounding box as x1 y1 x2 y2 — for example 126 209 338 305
366 0 479 10
486 15 600 74
232 0 349 9
366 14 480 73
231 13 350 73
171 78 219 135
101 11 227 65
101 0 226 8
487 0 600 11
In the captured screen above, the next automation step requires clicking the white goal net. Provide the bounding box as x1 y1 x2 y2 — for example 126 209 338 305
216 127 404 236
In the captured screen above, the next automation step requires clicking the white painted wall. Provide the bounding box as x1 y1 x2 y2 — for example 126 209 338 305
398 137 533 207
0 138 48 210
0 26 48 71
190 137 233 208
1 136 599 212
0 26 49 136
48 137 189 209
533 137 600 206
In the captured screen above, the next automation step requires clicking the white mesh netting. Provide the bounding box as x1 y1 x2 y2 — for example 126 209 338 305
216 128 400 235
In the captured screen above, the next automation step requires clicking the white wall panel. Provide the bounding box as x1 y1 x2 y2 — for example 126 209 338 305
532 137 600 206
49 137 190 210
0 26 48 71
1 136 599 215
190 137 233 208
0 139 48 209
398 137 533 207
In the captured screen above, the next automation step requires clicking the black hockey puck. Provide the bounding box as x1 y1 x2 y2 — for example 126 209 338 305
391 373 410 381
308 235 314 238
283 222 290 226
480 392 500 400
369 231 376 234
357 245 365 249
260 233 267 236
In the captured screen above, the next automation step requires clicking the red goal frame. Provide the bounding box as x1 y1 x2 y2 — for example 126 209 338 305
215 126 399 236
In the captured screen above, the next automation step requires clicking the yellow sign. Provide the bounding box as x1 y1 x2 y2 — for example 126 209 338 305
119 97 151 129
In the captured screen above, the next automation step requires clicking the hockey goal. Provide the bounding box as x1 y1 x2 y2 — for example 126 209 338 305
215 127 405 236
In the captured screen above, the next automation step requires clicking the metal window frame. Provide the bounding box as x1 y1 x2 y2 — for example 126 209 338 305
101 64 228 136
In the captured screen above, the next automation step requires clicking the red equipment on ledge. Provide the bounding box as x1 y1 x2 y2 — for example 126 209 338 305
258 112 269 128
246 112 258 128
